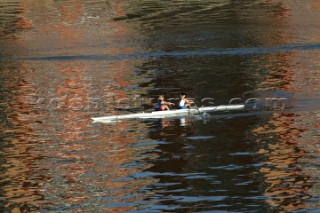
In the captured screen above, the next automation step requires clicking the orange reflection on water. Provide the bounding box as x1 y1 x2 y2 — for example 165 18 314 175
252 3 320 209
29 0 153 211
0 0 153 212
253 112 310 212
0 62 43 212
54 2 84 40
15 2 33 29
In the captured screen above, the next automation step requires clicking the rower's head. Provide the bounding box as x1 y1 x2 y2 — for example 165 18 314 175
158 95 164 100
180 93 186 98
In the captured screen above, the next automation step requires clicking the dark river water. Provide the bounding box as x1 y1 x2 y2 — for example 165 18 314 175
1 0 320 212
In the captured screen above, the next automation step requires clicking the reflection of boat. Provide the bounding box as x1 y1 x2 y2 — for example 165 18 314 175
92 104 245 122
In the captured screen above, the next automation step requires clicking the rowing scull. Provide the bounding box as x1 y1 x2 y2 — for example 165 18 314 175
92 104 245 123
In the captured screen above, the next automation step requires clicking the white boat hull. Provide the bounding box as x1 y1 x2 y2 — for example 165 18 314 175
92 104 245 123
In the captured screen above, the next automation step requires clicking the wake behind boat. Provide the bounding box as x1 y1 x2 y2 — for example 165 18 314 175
91 104 245 123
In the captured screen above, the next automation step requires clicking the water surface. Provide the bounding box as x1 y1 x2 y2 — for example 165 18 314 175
0 0 320 212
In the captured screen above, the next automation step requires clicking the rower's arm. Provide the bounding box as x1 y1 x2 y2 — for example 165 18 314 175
163 101 175 105
186 99 194 104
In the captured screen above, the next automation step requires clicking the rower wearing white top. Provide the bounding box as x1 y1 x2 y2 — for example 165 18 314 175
178 93 194 109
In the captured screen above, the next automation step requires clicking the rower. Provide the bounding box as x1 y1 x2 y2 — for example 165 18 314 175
178 93 194 109
155 95 174 111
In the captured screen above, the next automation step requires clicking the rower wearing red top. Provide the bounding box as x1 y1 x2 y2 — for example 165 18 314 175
178 93 194 109
155 95 175 111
